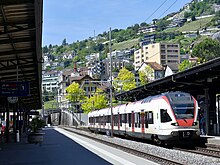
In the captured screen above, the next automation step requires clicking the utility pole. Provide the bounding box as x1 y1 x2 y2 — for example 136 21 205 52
109 27 113 137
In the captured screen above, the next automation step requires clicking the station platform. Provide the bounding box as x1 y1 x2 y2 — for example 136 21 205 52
0 127 111 165
200 135 220 148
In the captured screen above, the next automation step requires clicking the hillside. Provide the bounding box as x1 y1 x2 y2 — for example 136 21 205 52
178 16 214 32
112 38 139 51
42 0 220 70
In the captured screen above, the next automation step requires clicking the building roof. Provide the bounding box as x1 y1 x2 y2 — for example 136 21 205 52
69 76 85 81
115 57 220 101
62 69 74 76
0 0 43 110
143 62 163 71
167 63 179 72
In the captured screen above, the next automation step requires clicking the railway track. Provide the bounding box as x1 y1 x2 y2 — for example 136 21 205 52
173 147 220 159
60 126 183 165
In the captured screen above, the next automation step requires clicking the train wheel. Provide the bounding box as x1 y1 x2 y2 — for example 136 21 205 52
106 130 111 136
152 135 163 145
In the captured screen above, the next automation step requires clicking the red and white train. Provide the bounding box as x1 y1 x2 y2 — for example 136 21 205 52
88 91 200 145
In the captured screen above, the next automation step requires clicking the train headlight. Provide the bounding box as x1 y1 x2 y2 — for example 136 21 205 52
171 122 179 126
192 122 198 126
171 131 178 136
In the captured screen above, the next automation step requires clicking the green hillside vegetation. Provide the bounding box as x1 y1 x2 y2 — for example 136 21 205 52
163 16 214 33
44 100 58 110
163 27 179 33
178 16 214 32
112 38 139 51
42 0 220 71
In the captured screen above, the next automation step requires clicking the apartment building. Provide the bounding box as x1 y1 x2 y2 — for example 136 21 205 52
134 43 180 71
42 71 59 93
104 58 133 79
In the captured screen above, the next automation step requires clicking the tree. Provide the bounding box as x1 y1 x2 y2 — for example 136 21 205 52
191 15 196 21
81 88 108 113
138 65 154 85
156 19 170 31
62 38 67 46
42 46 48 53
66 82 86 111
140 22 148 27
113 67 136 92
124 64 134 71
192 38 220 62
48 44 53 51
178 60 194 72
64 60 71 68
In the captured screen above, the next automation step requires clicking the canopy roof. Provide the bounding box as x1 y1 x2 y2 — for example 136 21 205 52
0 0 43 110
116 57 220 101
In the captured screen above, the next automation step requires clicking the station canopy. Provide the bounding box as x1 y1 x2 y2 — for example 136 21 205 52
0 0 43 110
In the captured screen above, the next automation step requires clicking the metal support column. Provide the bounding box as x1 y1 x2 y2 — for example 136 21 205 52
109 27 113 137
217 95 220 135
6 101 9 143
204 88 209 135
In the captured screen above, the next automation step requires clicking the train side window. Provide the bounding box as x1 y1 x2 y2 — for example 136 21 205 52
120 114 122 126
103 116 106 125
128 113 131 127
114 115 118 126
121 114 124 123
148 111 154 124
96 117 98 123
134 113 137 128
145 112 148 128
160 109 172 123
138 112 141 128
122 114 127 123
135 113 141 128
107 115 111 123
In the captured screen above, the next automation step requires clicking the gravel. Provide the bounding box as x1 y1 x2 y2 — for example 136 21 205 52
66 127 220 165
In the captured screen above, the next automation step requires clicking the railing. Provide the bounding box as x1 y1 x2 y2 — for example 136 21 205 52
62 108 86 126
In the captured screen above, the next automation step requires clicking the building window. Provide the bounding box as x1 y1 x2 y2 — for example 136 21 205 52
161 50 165 54
85 79 89 84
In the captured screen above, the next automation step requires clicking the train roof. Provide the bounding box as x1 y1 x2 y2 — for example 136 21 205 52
88 91 194 116
141 91 192 103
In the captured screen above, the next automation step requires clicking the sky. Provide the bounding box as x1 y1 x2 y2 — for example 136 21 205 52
43 0 192 46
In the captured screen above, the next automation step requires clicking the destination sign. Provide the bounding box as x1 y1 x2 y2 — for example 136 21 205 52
0 81 30 96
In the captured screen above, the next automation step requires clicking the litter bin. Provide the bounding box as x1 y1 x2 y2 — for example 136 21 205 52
16 130 19 142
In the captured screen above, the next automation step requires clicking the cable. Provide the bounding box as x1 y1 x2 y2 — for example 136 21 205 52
158 0 178 19
147 51 160 60
144 0 168 22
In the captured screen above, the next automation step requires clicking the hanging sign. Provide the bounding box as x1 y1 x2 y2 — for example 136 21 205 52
0 82 30 96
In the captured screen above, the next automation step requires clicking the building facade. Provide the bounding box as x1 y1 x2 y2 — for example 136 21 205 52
134 43 180 71
42 71 59 93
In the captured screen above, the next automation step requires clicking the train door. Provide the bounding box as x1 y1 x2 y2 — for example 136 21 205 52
145 111 154 132
141 110 145 133
99 115 101 129
118 113 120 131
132 111 134 132
154 105 160 131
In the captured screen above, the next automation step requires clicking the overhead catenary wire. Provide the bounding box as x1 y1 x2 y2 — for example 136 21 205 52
158 0 178 19
144 0 168 22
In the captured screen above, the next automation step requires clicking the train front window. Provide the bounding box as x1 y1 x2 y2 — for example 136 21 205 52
172 104 194 119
